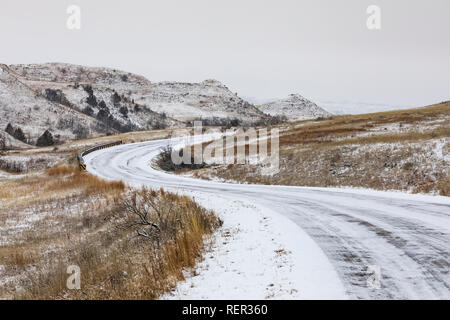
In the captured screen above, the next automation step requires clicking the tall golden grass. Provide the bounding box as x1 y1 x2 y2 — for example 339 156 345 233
46 165 125 195
19 188 221 300
0 164 221 300
281 102 450 147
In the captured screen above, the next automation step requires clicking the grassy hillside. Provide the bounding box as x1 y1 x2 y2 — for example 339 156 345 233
190 101 450 196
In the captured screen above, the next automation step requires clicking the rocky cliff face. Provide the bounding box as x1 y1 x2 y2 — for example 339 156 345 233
257 94 332 121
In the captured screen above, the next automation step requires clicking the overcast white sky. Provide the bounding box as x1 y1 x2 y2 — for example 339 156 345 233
1 0 449 109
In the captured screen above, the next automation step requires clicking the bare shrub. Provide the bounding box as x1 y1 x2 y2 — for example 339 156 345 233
117 188 221 244
156 146 208 171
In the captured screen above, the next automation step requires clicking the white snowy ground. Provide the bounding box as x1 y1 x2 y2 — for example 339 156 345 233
0 169 21 181
85 139 450 300
161 191 346 299
0 170 9 179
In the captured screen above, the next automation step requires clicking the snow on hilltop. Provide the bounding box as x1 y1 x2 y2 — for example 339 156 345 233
1 62 325 147
9 63 151 89
257 94 332 121
9 63 269 127
132 79 266 123
8 63 181 133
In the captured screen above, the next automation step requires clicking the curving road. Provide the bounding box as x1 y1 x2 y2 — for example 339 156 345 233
85 139 450 299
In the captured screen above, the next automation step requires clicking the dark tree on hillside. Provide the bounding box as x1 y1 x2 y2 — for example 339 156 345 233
83 85 94 96
5 123 14 136
13 127 26 142
112 92 121 106
99 100 107 109
97 109 110 122
230 118 240 127
36 130 55 147
86 94 98 107
119 106 128 117
44 89 72 107
82 106 94 116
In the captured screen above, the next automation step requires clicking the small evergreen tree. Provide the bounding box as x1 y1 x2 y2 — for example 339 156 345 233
112 92 121 105
86 94 98 107
13 127 26 142
83 85 94 96
119 106 129 117
82 106 94 116
5 123 14 136
36 130 55 146
99 100 107 109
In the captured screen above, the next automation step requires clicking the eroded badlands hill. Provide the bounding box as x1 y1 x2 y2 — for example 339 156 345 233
257 94 332 121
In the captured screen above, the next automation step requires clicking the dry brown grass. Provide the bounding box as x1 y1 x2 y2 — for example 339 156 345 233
18 188 221 300
45 165 125 196
46 165 77 176
0 249 37 268
187 102 450 196
0 164 124 210
0 162 221 300
328 127 449 147
280 102 450 147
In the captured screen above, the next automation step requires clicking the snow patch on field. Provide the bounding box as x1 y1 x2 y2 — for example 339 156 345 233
0 170 11 179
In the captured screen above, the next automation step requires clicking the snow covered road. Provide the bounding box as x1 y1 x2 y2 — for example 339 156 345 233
85 139 450 300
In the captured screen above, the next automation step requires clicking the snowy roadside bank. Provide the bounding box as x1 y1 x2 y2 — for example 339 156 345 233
161 191 347 300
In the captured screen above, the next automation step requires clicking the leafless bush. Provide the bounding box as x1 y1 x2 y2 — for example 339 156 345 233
117 188 221 244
